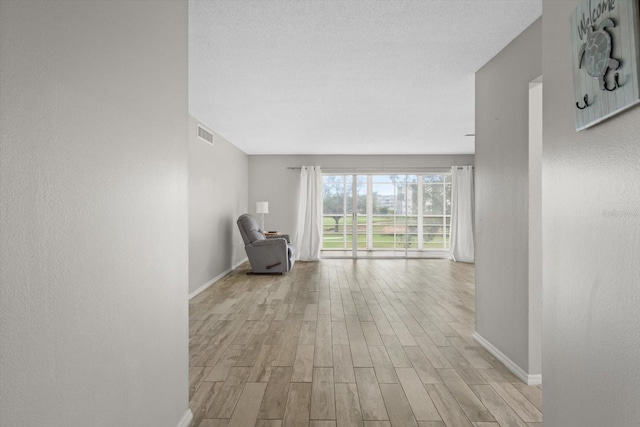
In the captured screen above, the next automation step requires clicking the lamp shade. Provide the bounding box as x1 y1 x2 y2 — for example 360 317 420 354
256 201 269 214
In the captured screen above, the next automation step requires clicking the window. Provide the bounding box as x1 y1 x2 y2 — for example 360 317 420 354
322 173 451 257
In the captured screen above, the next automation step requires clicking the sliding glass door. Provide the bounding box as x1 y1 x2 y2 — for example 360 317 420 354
322 173 451 258
321 175 365 257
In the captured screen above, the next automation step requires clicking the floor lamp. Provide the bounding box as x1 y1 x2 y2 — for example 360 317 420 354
256 201 269 231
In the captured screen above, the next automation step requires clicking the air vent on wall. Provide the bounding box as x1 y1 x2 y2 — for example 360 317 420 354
197 124 215 145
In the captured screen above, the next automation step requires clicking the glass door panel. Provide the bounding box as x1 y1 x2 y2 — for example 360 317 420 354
353 175 368 256
406 176 419 254
421 174 450 250
363 175 396 257
322 175 352 250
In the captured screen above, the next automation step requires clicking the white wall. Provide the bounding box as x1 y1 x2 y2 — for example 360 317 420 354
543 1 640 425
248 155 474 234
0 2 190 427
189 116 248 296
475 18 542 379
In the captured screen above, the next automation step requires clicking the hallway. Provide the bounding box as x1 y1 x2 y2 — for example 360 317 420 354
189 259 542 427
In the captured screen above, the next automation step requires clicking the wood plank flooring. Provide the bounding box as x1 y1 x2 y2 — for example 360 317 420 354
189 259 542 427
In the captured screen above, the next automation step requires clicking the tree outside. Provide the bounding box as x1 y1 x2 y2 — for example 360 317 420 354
322 175 370 232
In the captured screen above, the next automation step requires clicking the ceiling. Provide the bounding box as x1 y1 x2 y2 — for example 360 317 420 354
189 0 541 155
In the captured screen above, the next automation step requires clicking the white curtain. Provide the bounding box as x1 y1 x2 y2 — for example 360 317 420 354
294 166 323 261
450 166 475 263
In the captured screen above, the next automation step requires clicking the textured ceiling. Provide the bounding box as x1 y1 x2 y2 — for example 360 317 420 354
189 0 541 155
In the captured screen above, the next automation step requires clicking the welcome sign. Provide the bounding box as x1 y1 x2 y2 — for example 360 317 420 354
571 0 640 130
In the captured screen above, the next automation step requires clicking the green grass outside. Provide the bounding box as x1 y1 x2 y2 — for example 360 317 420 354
322 215 449 250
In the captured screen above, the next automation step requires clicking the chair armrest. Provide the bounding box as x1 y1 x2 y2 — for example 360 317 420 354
253 238 288 247
266 233 290 243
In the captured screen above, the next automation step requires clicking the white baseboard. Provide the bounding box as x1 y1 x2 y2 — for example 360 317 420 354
473 332 542 386
176 409 193 427
527 373 542 385
189 257 248 300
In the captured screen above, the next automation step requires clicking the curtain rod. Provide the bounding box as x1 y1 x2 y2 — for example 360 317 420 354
286 166 473 171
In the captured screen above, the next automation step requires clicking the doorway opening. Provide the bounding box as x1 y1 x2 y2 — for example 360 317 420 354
528 76 543 383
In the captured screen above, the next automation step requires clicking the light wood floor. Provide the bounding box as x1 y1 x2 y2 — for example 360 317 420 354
189 259 542 427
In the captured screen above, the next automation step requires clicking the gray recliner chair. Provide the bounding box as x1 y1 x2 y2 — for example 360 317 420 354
237 214 295 274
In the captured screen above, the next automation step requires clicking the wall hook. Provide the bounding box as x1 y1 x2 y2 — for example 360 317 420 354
576 94 591 110
604 73 620 91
